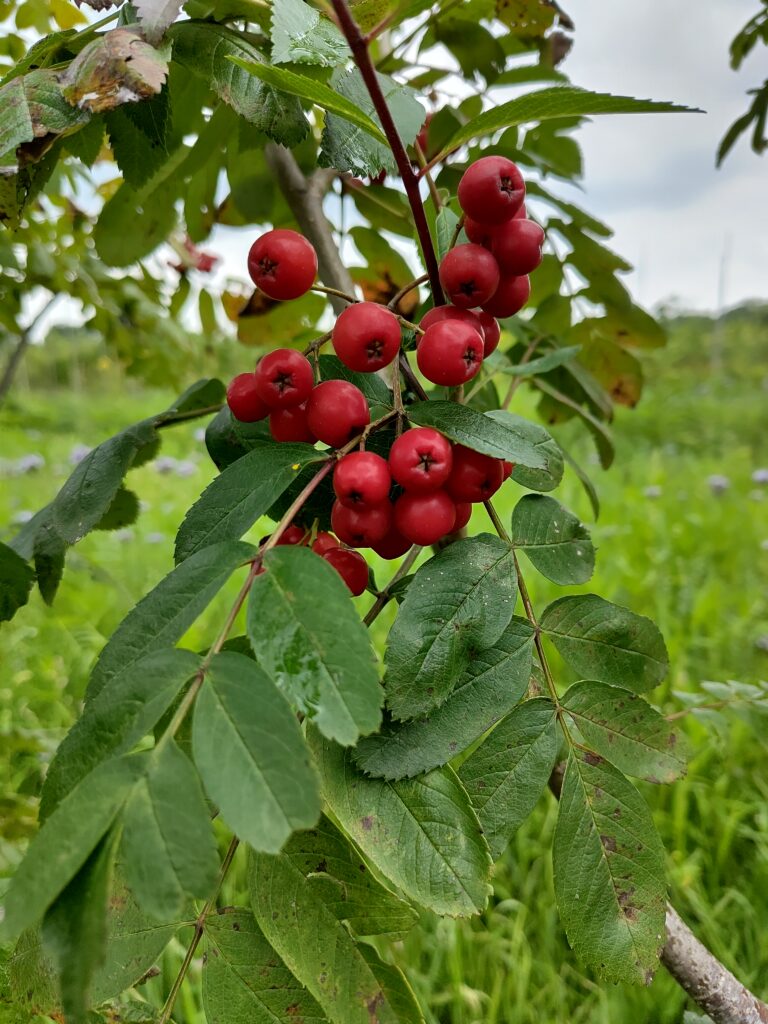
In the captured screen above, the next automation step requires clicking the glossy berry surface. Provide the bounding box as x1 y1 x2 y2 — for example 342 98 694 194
323 547 369 596
269 403 314 443
275 524 306 546
417 321 484 387
311 531 340 555
419 305 484 339
247 229 317 300
371 526 412 560
453 501 472 531
447 445 505 503
492 218 545 276
476 311 501 356
502 460 515 480
457 156 525 224
226 373 270 423
331 500 392 547
306 380 370 449
394 490 456 546
254 349 314 409
438 244 500 309
332 302 401 372
464 216 496 248
481 274 531 319
388 427 453 493
333 451 391 508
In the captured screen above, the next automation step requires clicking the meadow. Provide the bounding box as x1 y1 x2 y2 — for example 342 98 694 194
1 306 767 1022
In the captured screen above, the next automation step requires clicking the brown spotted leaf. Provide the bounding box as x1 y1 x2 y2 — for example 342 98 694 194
0 69 89 163
59 29 167 114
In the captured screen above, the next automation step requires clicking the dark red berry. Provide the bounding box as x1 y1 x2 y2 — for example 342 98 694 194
254 349 314 409
394 490 456 546
476 311 500 357
419 305 484 340
275 524 306 546
492 219 545 276
481 275 530 319
388 427 453 493
464 216 496 248
333 451 391 508
331 500 392 547
306 380 370 448
446 445 505 503
332 302 401 373
323 547 369 596
415 112 433 155
439 244 500 309
502 460 515 480
457 156 525 224
371 526 412 560
453 501 472 531
312 531 340 555
247 229 317 300
417 321 484 387
226 373 270 423
269 402 315 443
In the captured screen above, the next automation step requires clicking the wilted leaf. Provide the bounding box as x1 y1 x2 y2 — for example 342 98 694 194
59 29 168 113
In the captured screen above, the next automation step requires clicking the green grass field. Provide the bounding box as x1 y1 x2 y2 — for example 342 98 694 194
1 308 767 1022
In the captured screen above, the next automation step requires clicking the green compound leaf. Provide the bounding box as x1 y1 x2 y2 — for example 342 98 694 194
193 651 321 853
203 909 328 1024
0 67 89 157
485 409 564 491
271 0 348 67
309 729 492 917
553 751 667 984
540 594 669 693
436 206 460 261
247 546 382 746
175 442 325 563
500 344 582 378
384 535 517 721
458 697 560 859
562 681 688 783
318 354 393 409
0 540 35 622
355 617 535 779
250 816 422 1024
408 401 548 468
512 493 595 585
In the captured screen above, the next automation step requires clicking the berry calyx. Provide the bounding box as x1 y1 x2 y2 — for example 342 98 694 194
331 500 392 547
254 349 314 410
439 244 500 309
457 156 525 224
332 302 401 372
419 305 484 340
417 320 484 387
306 380 370 448
323 547 369 596
312 531 340 555
476 311 501 357
247 229 318 301
394 490 456 546
269 402 315 443
453 501 472 531
446 445 505 503
388 427 453 493
371 526 412 560
333 451 391 508
481 274 531 319
226 373 270 423
275 524 306 546
492 219 545 276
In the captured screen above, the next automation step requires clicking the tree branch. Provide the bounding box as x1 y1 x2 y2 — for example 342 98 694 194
0 294 61 408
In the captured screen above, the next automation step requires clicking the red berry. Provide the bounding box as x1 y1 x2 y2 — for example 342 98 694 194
312 531 340 555
332 302 401 373
446 445 505 503
269 402 315 443
492 219 545 276
464 216 496 248
388 427 453 493
371 526 412 560
417 321 484 387
453 501 472 531
226 373 270 423
333 451 391 508
323 547 369 596
415 112 433 155
254 349 314 409
481 275 531 319
514 204 527 220
306 380 370 448
275 524 306 546
419 305 484 340
502 460 515 480
476 311 500 356
457 156 525 224
394 490 456 546
331 500 392 547
439 244 500 309
247 229 317 300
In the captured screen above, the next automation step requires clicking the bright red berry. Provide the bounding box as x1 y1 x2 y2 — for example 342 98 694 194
333 451 391 508
323 547 369 596
371 526 412 560
275 524 306 546
419 305 484 340
446 445 505 503
464 216 496 248
388 427 453 493
331 500 392 547
269 402 315 443
226 373 270 423
439 244 500 309
394 490 456 546
502 460 515 480
481 275 531 319
306 380 370 448
457 156 525 224
247 229 317 300
312 531 340 555
254 349 314 410
417 321 484 387
453 501 472 531
332 302 401 373
492 219 545 276
476 311 500 356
